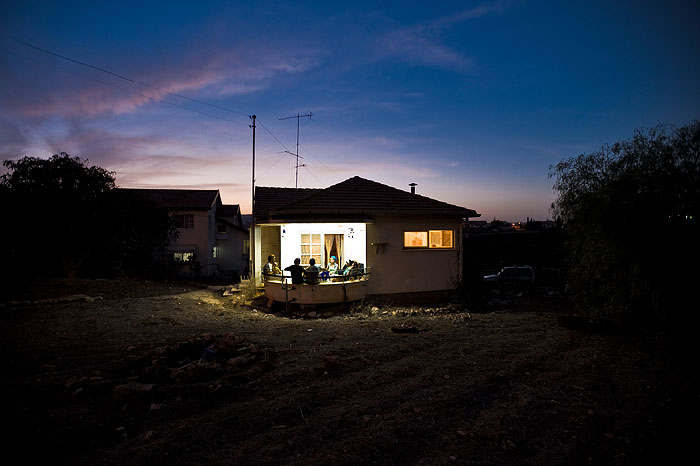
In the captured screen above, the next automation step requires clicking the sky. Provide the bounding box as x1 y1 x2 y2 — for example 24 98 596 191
1 0 699 221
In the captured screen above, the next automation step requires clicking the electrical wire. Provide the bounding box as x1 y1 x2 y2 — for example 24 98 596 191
3 35 327 187
302 164 327 187
299 142 341 180
2 34 251 118
0 46 248 125
256 118 293 153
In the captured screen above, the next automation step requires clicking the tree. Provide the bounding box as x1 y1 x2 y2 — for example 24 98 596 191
0 153 174 283
550 122 700 325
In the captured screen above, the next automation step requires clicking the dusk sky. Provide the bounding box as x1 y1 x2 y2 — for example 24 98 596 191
1 1 698 221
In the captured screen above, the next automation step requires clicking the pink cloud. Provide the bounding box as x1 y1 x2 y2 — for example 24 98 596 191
3 42 321 119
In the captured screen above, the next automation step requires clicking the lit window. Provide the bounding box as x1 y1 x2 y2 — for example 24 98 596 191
300 233 322 265
212 247 217 259
404 230 453 249
171 251 195 263
404 231 428 247
174 214 194 229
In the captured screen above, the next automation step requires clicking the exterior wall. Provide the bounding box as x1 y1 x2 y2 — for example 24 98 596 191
215 227 249 279
171 209 217 275
366 216 463 295
279 222 366 269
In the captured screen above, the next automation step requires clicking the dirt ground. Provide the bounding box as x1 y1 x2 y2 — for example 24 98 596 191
1 278 697 466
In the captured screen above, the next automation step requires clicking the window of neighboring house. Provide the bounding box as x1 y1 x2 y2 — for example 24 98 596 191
171 251 195 263
217 223 227 234
300 233 322 265
243 239 250 252
403 230 454 249
174 214 194 229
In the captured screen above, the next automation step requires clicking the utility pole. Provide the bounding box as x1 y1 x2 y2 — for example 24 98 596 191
250 114 256 214
279 112 312 188
249 114 256 284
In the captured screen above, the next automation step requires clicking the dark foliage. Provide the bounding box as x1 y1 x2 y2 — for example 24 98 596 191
550 122 700 326
0 153 175 285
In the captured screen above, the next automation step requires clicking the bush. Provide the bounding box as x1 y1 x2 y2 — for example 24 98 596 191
550 122 700 326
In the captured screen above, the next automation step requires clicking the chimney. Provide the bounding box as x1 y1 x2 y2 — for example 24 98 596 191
409 183 417 194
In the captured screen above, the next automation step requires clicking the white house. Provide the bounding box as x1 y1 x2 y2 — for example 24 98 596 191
251 177 480 303
124 189 249 279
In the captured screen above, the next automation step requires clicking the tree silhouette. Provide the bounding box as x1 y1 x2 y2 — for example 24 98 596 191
550 122 699 325
1 153 174 283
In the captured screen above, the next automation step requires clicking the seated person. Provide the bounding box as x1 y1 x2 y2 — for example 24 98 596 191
284 258 305 284
304 258 321 285
341 260 355 276
327 255 339 274
262 254 282 281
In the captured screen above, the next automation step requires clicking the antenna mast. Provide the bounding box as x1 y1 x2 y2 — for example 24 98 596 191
279 112 312 188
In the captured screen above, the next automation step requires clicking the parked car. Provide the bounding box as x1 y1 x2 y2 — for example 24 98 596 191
483 266 535 288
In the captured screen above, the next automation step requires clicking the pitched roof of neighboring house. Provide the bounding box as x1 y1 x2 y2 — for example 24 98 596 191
218 204 241 217
255 176 479 221
121 189 220 211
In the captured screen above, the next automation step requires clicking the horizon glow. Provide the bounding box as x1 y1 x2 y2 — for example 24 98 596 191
1 0 699 221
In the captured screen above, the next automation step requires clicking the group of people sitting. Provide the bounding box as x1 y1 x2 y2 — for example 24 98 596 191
262 254 363 285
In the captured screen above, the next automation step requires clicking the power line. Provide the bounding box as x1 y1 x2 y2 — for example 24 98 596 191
3 34 252 118
302 164 327 187
299 142 341 180
256 118 292 153
0 46 248 125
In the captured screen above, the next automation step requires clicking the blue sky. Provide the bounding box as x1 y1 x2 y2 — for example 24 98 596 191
1 0 698 220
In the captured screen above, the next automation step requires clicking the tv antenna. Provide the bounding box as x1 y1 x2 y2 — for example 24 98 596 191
278 112 312 188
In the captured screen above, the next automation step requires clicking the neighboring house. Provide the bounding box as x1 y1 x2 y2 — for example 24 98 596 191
251 176 480 302
123 189 249 278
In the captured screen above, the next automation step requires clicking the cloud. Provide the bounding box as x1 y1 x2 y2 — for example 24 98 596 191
376 1 510 70
0 119 30 159
1 39 322 119
380 26 473 70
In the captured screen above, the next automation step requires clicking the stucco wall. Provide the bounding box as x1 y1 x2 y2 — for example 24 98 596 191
172 210 216 274
366 216 463 295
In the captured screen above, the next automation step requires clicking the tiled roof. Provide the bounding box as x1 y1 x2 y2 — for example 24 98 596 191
218 204 241 217
254 176 479 220
254 186 322 218
121 188 220 211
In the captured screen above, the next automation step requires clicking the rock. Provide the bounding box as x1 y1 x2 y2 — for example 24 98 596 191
307 311 317 318
65 376 89 390
323 355 341 369
391 324 419 334
113 382 156 405
71 387 85 400
226 356 248 369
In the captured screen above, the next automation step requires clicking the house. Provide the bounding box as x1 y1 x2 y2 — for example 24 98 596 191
123 189 249 279
251 176 480 303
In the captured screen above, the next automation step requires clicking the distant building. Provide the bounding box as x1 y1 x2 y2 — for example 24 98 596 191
122 189 249 279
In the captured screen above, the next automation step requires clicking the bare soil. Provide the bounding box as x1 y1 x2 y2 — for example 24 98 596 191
1 278 696 465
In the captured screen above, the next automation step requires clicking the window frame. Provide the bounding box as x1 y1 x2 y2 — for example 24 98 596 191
174 214 194 229
300 233 323 266
403 229 455 250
